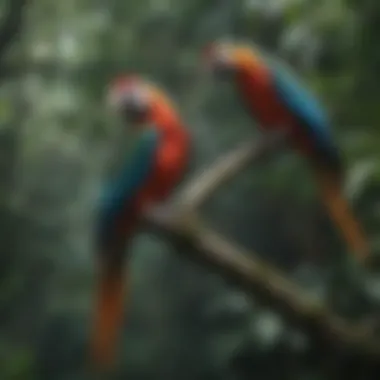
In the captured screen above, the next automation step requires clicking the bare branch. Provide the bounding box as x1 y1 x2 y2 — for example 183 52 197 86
176 131 287 210
144 131 380 359
145 209 380 359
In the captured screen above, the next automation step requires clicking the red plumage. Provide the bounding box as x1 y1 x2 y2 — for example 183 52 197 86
89 77 190 373
204 42 370 262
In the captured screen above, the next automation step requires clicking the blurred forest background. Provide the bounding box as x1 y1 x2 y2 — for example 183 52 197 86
0 0 379 379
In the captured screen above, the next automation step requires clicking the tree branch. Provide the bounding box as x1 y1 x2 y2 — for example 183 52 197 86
146 209 380 359
176 131 288 210
144 135 380 360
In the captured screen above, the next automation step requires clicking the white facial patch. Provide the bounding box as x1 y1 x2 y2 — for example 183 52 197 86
213 45 233 67
107 84 150 113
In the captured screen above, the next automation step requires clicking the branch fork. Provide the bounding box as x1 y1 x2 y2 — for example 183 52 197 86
144 131 380 359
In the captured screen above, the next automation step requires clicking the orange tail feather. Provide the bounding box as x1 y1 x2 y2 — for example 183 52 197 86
89 260 127 373
314 168 369 262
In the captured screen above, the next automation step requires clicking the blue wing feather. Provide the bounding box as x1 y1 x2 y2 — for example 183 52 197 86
269 59 337 154
97 129 159 243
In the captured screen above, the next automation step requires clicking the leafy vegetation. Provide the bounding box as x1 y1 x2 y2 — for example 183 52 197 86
0 0 379 379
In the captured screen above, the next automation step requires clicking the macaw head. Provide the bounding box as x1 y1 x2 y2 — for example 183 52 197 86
202 41 262 80
107 75 151 124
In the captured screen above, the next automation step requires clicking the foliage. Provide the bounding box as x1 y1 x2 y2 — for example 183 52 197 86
0 0 379 379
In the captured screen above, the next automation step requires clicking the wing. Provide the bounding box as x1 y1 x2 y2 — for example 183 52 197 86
97 128 159 243
269 59 335 152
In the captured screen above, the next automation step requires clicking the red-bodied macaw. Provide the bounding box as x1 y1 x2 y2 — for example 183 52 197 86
202 41 369 262
89 75 191 371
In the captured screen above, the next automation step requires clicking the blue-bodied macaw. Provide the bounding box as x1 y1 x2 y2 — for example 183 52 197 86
202 41 369 262
89 75 191 371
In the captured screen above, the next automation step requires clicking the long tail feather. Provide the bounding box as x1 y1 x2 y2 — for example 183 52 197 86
89 257 127 373
314 167 369 262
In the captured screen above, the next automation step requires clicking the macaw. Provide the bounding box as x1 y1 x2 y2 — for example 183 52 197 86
202 41 369 262
89 75 191 371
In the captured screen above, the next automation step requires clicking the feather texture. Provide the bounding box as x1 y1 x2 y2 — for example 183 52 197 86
269 60 340 164
89 259 127 371
314 167 369 261
97 129 159 248
89 128 159 372
90 76 190 373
